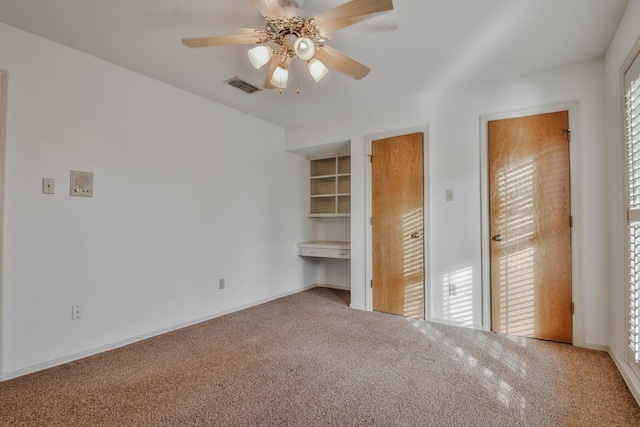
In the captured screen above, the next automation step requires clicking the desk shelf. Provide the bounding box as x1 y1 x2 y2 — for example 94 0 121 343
297 241 351 259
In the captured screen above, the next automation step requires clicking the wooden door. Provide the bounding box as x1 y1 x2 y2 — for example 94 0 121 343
488 111 572 343
372 133 425 319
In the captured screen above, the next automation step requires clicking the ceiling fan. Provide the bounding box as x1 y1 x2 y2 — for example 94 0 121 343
181 0 394 92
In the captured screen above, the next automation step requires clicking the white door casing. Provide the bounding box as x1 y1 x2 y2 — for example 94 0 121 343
0 69 8 379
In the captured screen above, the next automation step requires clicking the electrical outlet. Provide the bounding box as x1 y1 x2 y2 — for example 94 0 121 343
72 304 82 320
449 283 457 296
219 278 225 290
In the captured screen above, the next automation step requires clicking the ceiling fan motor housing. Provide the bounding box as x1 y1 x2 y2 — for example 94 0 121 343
285 0 303 9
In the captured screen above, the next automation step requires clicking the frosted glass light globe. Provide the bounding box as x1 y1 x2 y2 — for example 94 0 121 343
248 45 273 69
293 37 316 61
308 58 329 82
271 65 289 88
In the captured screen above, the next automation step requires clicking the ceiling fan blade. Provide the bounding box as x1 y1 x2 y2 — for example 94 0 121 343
251 0 285 18
312 0 393 32
282 6 299 18
318 12 393 35
314 45 370 80
182 33 258 48
356 20 398 34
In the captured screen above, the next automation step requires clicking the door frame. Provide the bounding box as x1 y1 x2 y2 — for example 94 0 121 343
365 126 430 319
480 101 584 347
0 70 8 379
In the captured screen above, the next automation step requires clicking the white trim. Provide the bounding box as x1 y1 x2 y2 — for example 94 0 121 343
430 317 484 331
364 126 431 320
1 284 319 381
621 34 640 380
610 349 640 407
584 342 609 352
624 42 640 89
315 283 350 291
0 70 7 379
479 101 584 347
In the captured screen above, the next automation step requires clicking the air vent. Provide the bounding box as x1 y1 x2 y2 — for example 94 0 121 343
224 77 262 94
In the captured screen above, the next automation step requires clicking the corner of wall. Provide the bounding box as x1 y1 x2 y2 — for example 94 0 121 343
609 348 640 406
0 69 8 379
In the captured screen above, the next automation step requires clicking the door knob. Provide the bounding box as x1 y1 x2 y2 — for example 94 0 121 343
492 234 503 242
411 232 424 239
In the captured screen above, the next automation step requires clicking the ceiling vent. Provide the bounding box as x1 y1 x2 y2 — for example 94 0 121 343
224 77 262 94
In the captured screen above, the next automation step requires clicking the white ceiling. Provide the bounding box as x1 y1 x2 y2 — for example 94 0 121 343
0 0 630 127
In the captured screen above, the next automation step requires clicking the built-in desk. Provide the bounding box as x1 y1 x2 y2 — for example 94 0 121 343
297 241 350 259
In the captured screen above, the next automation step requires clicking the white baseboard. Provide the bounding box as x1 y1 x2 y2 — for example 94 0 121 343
1 284 317 381
429 317 483 331
584 342 609 352
314 283 350 291
609 349 640 407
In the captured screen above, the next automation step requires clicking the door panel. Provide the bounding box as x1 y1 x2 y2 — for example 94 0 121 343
489 111 572 343
372 132 424 319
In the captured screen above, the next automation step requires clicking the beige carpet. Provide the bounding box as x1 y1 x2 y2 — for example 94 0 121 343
1 287 639 426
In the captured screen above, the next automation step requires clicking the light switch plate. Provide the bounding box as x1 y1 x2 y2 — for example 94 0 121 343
70 170 93 197
42 178 55 194
446 189 454 201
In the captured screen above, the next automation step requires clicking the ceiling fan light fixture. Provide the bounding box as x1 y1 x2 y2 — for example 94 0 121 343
293 37 316 61
248 45 273 70
271 65 289 88
308 58 329 82
183 0 394 93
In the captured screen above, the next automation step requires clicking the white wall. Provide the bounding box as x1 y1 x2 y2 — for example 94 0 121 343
0 23 312 377
305 217 350 289
286 58 609 345
605 0 640 400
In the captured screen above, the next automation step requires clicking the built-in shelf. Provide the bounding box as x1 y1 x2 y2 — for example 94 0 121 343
297 241 351 259
308 153 350 217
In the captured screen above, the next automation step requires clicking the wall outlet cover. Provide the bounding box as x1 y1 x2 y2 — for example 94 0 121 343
72 304 82 320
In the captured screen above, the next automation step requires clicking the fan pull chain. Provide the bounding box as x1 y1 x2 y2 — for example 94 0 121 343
296 59 301 94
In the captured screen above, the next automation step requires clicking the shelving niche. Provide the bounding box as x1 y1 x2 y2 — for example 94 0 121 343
308 153 350 217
